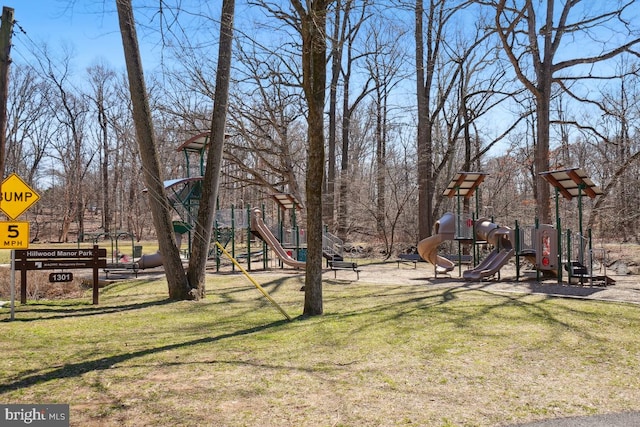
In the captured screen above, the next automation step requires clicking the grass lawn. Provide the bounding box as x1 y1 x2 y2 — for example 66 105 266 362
1 271 640 427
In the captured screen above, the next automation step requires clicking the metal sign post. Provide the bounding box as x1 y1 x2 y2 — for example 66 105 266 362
10 249 14 320
0 173 40 321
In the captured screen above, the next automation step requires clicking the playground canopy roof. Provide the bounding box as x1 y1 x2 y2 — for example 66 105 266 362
443 172 487 199
539 167 603 200
163 177 203 189
177 132 210 152
142 177 203 207
273 193 303 210
176 132 232 153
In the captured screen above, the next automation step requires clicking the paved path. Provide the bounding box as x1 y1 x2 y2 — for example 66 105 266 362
507 411 640 426
354 262 640 305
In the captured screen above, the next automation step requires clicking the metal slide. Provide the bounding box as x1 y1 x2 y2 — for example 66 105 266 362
463 218 514 281
251 208 305 269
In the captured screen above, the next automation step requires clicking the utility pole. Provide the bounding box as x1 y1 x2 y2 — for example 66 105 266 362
0 7 13 320
0 6 14 179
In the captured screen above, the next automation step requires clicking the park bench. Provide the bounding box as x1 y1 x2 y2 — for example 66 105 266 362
328 260 361 280
442 254 473 265
396 253 423 268
397 253 473 269
235 250 264 260
103 262 140 279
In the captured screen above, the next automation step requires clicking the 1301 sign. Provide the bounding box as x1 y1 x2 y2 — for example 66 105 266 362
0 221 29 249
49 272 74 283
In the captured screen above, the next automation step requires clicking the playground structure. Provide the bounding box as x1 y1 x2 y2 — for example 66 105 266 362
175 133 348 272
95 132 348 274
419 169 613 286
250 207 305 269
81 225 188 277
82 131 611 287
462 217 515 281
416 212 456 275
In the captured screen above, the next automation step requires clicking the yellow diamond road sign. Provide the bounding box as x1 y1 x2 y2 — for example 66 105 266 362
0 173 40 220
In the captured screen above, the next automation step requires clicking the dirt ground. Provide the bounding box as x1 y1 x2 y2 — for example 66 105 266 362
342 260 640 305
69 256 640 307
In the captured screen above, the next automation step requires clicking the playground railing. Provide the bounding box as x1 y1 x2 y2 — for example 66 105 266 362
570 232 588 266
454 215 474 240
322 230 343 260
517 225 536 253
215 208 250 229
277 227 306 247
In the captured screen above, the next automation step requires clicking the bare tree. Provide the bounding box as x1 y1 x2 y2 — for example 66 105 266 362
108 74 149 237
116 0 192 300
87 62 117 234
33 46 94 242
291 0 329 316
335 0 375 241
491 0 640 224
187 0 235 299
415 0 471 239
226 41 307 204
364 17 408 239
5 65 50 182
324 0 344 229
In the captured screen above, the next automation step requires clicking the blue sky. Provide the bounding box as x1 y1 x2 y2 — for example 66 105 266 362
4 0 158 70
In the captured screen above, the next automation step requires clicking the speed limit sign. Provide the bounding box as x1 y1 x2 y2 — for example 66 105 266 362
0 221 29 249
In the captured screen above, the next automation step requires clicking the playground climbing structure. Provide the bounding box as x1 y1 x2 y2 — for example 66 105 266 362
420 168 612 285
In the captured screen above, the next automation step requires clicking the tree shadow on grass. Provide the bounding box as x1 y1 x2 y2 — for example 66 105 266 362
212 273 304 304
0 318 290 395
1 299 176 322
323 279 613 345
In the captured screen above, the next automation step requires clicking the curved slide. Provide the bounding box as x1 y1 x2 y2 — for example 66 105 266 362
137 252 164 270
462 218 514 281
417 212 456 274
251 208 305 269
136 231 185 270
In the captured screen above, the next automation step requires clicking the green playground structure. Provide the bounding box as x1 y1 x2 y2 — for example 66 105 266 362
419 169 613 286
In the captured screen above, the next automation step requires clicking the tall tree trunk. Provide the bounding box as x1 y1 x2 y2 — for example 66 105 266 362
375 87 386 236
116 0 192 300
324 1 341 230
534 0 553 225
99 97 111 233
415 0 434 239
337 71 351 241
293 0 328 316
187 0 235 298
534 91 551 224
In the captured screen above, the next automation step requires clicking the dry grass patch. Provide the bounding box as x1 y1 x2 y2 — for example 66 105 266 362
1 272 640 427
0 266 86 301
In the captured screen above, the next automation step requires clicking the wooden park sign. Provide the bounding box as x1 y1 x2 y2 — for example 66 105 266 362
15 245 107 305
